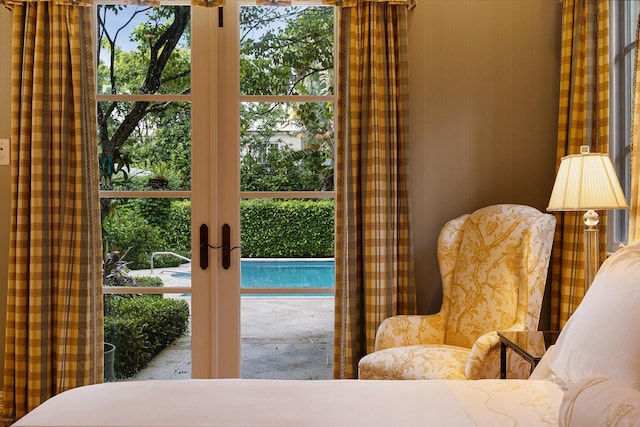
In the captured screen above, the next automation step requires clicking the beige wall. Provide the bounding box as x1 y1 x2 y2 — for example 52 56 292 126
0 7 11 386
0 1 562 379
407 0 562 329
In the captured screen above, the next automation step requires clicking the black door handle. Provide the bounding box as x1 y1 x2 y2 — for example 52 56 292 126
200 224 238 270
200 224 210 270
221 223 230 269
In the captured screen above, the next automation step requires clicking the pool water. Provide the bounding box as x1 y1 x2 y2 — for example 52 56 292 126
241 260 334 289
172 259 335 290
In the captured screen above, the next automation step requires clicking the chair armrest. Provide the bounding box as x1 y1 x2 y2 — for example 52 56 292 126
465 324 526 379
465 331 500 379
374 312 446 351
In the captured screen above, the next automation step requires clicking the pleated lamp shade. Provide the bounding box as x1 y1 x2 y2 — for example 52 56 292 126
547 148 628 212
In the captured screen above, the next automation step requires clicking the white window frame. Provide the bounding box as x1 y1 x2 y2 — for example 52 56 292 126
236 1 337 297
96 1 193 296
608 0 639 252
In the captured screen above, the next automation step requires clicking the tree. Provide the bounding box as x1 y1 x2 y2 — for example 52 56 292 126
239 5 335 191
97 4 334 194
97 5 191 190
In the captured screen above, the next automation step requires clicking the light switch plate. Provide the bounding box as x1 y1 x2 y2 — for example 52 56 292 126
0 139 9 165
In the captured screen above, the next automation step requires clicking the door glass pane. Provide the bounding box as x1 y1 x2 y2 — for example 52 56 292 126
238 3 336 380
241 102 334 192
97 101 192 191
240 5 334 96
104 293 192 380
240 198 334 261
102 197 192 381
97 5 191 95
239 212 334 380
102 198 192 270
97 2 194 382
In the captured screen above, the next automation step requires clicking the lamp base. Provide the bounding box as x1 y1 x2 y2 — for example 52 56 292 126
583 209 600 291
584 226 599 291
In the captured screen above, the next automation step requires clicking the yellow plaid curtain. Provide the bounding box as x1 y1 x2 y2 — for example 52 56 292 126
324 0 414 8
551 0 609 330
2 1 102 423
629 14 640 242
332 0 416 379
1 0 92 6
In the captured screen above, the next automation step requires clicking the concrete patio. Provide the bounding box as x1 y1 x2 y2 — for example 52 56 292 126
131 296 334 381
125 264 334 381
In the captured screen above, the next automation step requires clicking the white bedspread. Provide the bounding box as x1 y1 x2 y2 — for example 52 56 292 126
12 379 563 427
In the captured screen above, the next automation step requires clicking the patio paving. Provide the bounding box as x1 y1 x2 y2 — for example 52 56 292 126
129 264 334 381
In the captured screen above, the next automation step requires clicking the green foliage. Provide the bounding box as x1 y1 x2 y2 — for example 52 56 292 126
96 5 191 190
103 199 333 266
104 296 190 379
240 199 334 257
162 200 191 257
133 275 164 288
103 206 164 269
129 198 172 228
240 142 328 191
102 199 190 269
103 248 136 287
240 6 334 96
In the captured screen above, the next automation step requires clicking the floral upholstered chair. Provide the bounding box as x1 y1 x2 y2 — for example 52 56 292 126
358 204 556 380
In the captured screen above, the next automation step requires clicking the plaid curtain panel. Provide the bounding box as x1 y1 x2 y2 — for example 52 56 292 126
551 0 609 330
1 0 93 7
2 2 102 423
323 0 415 9
333 1 416 379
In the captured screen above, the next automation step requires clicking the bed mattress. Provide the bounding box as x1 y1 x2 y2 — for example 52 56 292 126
12 378 564 427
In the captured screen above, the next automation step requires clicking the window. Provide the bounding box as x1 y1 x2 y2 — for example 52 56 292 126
238 4 335 197
609 0 640 251
96 3 195 380
238 3 336 296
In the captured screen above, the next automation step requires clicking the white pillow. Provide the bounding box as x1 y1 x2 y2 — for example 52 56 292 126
529 344 554 380
559 376 640 427
548 241 640 390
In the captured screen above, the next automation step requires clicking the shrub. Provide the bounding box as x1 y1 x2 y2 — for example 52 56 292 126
134 276 164 288
103 209 163 269
161 200 191 258
129 198 172 228
103 248 136 287
102 198 335 267
240 199 334 257
104 296 190 378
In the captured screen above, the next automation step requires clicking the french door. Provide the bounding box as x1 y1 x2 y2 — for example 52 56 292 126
192 0 336 378
97 1 240 379
98 0 335 380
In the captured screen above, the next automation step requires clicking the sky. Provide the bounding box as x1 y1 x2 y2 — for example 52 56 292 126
100 5 165 54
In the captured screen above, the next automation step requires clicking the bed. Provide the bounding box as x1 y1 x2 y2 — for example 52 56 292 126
12 241 640 427
11 378 563 427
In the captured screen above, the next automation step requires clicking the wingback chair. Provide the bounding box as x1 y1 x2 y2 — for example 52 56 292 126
358 204 556 380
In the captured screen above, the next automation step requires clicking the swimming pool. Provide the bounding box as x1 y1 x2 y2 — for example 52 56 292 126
172 259 335 293
241 259 334 289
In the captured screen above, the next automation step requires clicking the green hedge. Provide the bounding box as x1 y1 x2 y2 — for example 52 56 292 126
102 198 334 268
104 296 190 379
240 199 334 257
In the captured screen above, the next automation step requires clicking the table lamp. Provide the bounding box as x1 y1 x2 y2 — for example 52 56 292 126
547 146 628 290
